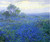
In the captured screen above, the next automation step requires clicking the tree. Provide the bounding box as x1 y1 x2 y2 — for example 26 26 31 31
7 4 20 15
2 11 10 19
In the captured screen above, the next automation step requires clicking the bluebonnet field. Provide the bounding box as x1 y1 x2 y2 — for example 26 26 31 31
0 4 50 42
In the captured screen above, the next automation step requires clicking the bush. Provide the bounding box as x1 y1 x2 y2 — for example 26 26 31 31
2 11 10 19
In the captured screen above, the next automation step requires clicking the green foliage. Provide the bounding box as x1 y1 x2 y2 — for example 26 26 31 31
0 36 5 42
38 19 50 36
7 4 16 10
2 11 10 16
18 13 27 18
2 11 10 18
7 4 21 14
42 20 50 35
16 10 20 14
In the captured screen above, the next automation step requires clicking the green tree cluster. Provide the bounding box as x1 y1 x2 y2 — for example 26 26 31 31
2 4 21 18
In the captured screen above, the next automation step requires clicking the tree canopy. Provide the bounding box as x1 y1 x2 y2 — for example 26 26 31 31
2 11 10 18
7 4 21 14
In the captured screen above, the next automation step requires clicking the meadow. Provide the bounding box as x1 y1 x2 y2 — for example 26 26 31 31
0 4 50 42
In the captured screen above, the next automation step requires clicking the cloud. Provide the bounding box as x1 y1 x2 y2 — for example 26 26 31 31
0 0 50 13
15 1 50 13
0 1 10 7
0 0 50 3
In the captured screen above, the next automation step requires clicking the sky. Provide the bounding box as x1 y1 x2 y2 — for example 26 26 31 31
0 0 50 13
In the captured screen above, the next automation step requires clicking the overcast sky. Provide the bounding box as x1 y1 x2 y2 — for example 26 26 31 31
0 0 50 13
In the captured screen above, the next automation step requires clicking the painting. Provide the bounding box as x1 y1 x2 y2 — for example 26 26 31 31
0 0 49 42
